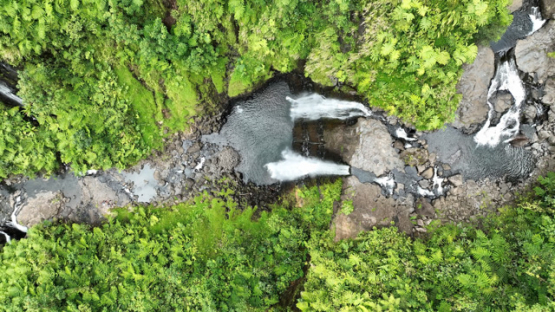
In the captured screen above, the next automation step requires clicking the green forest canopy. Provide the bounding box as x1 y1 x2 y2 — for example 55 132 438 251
2 2 554 311
0 0 511 178
1 174 555 311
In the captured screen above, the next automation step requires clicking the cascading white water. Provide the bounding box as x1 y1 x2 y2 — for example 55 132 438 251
529 7 546 35
416 167 445 197
374 174 396 195
265 149 350 182
0 231 11 244
287 94 372 121
432 167 444 195
394 127 416 141
261 93 372 182
474 57 526 147
0 80 22 106
8 199 28 234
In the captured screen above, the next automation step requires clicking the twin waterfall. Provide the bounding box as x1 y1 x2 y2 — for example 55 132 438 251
264 94 371 182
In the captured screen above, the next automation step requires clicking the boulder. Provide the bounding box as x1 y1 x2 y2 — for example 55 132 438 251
348 118 404 176
79 177 130 222
515 20 555 84
215 147 240 172
453 46 494 128
333 177 414 241
400 148 429 167
543 78 555 105
18 191 64 227
421 167 434 179
508 0 523 12
540 0 555 19
448 174 464 187
493 93 513 113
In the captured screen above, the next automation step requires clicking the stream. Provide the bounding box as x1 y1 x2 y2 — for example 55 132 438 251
0 4 553 243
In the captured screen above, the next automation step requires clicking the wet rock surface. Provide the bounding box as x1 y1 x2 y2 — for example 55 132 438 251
453 45 493 129
17 191 63 227
540 0 555 18
334 179 414 241
515 20 555 84
346 119 403 176
543 78 555 105
509 0 524 12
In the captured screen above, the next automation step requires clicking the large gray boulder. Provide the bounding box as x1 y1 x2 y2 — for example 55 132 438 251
333 178 414 241
540 0 555 19
515 20 555 84
348 118 404 176
18 191 65 227
453 46 494 128
508 0 523 12
543 78 555 105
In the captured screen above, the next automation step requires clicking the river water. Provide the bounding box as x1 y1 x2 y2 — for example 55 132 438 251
0 4 550 242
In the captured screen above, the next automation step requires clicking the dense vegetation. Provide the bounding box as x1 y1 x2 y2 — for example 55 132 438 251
0 179 342 311
1 174 555 311
0 0 511 178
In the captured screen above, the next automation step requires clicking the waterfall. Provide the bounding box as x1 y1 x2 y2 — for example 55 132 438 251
474 57 525 147
0 231 11 244
7 202 28 234
264 94 372 182
528 7 546 35
287 94 372 121
265 149 350 182
0 80 23 107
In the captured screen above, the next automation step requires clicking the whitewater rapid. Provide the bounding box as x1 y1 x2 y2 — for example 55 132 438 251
287 94 371 121
474 6 546 148
265 149 350 181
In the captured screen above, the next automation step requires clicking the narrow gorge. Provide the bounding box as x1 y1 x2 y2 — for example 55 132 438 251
0 1 554 244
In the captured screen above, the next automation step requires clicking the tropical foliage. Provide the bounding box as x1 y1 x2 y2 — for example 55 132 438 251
0 0 511 177
0 180 341 311
1 175 555 311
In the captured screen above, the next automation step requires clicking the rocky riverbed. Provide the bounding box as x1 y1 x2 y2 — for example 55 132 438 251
329 5 555 239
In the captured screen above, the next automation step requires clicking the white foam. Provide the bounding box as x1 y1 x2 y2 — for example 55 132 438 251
287 94 372 121
474 58 525 147
416 168 444 197
8 202 28 234
194 157 206 171
374 174 396 195
528 7 546 35
395 127 417 141
417 186 435 197
265 149 350 181
0 81 23 106
432 168 444 195
0 231 11 244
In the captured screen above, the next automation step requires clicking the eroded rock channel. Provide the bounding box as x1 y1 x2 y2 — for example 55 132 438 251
1 3 555 243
